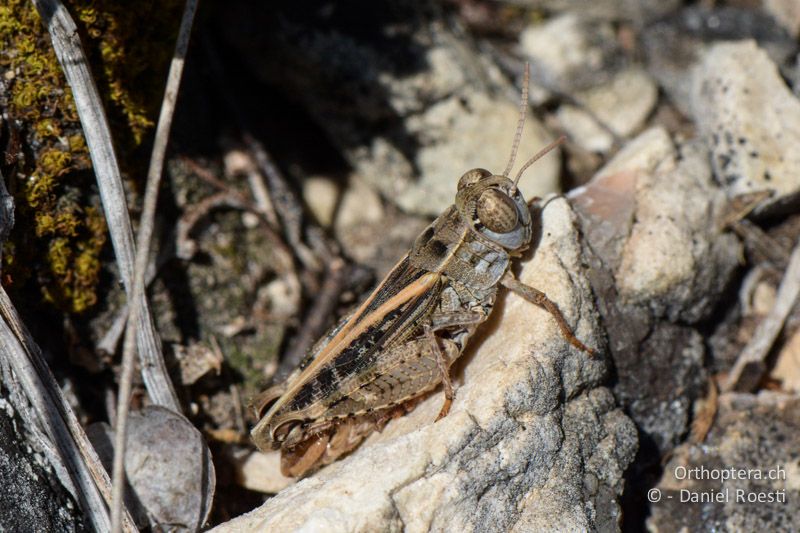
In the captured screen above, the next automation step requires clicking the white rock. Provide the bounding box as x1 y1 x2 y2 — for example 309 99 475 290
515 0 679 23
575 68 658 139
616 138 741 322
573 127 740 323
765 0 800 36
230 449 295 494
770 329 800 393
571 127 674 267
557 105 614 153
571 127 727 453
594 126 674 181
302 176 340 228
210 199 637 533
520 14 616 93
334 175 425 274
378 46 467 116
327 31 562 219
396 92 559 216
692 40 800 212
334 175 384 231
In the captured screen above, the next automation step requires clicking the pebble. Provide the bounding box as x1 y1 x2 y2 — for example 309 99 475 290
692 40 800 214
302 175 340 228
520 14 618 95
397 92 559 216
557 68 658 153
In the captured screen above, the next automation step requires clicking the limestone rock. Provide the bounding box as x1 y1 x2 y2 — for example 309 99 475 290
513 0 679 24
519 14 619 97
574 126 740 323
302 176 340 228
210 199 637 533
616 139 740 323
570 127 670 279
556 68 658 154
396 91 559 216
334 176 384 232
642 7 795 115
556 105 614 153
764 0 800 36
334 175 429 278
575 68 658 139
770 328 800 393
572 127 738 454
649 392 800 532
692 40 800 214
219 2 560 218
88 407 215 531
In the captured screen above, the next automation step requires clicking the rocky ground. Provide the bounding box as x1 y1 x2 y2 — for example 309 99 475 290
1 1 799 531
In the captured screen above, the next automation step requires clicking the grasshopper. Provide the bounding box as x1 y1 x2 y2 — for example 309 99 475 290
251 67 595 477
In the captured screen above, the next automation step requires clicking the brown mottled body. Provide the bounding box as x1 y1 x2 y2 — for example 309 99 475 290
251 69 595 477
251 170 594 477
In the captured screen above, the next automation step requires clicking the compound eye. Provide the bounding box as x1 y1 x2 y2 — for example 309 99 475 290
476 189 518 233
457 168 492 190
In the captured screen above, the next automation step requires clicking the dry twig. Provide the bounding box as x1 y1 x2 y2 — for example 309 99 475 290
689 376 719 443
31 0 179 410
724 237 800 392
240 132 322 272
721 191 788 270
111 1 200 531
182 157 296 271
182 158 303 332
1 172 127 528
222 147 281 229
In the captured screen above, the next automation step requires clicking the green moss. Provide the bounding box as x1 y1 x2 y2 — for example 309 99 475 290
35 117 62 139
0 0 181 313
72 0 183 146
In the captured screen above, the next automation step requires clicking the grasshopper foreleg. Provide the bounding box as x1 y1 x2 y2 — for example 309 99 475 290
501 272 596 356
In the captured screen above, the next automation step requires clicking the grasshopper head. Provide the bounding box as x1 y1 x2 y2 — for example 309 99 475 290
454 63 564 253
456 170 533 252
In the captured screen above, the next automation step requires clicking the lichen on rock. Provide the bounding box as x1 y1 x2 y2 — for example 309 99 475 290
0 0 182 313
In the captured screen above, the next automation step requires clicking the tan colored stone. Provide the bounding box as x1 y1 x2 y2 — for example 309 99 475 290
692 41 800 211
770 329 800 393
557 105 614 153
620 143 739 320
575 68 658 139
397 92 559 216
302 176 340 228
765 0 800 36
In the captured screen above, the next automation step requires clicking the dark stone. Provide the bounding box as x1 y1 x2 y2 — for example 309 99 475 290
0 399 86 532
650 393 800 531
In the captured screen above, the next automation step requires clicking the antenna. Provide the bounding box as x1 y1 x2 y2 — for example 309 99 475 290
501 62 530 178
512 135 566 191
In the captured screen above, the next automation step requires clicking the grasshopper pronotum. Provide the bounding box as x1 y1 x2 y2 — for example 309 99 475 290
251 66 595 477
